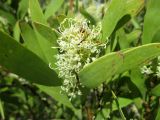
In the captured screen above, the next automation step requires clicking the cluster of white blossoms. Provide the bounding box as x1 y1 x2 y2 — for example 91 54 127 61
141 56 160 78
55 18 106 99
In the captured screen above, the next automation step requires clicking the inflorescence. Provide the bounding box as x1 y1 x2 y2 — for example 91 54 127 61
54 18 106 99
141 56 160 78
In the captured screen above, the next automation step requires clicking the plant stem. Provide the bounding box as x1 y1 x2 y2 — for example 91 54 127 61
111 91 126 120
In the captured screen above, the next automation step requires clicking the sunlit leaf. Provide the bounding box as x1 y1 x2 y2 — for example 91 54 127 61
79 43 160 88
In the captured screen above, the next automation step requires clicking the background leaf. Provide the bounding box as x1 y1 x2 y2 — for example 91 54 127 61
29 0 47 24
0 9 16 26
33 22 58 45
17 0 28 19
130 68 147 98
156 107 160 120
142 0 160 44
44 0 64 20
112 97 133 111
79 8 96 25
102 0 144 41
151 84 160 96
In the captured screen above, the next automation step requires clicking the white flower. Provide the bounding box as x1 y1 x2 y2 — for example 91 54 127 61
54 18 106 99
141 56 160 78
141 65 153 75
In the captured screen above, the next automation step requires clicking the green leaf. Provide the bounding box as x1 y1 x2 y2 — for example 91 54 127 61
142 0 160 44
33 22 58 68
33 22 58 45
34 30 58 68
0 10 16 26
126 29 141 44
0 30 73 111
152 29 160 43
156 106 160 120
112 97 133 111
102 0 144 41
0 31 74 112
29 0 47 24
36 85 76 111
130 68 147 98
17 0 28 19
0 31 61 86
20 22 58 68
80 8 96 25
79 43 160 88
13 21 20 42
117 26 141 49
151 84 160 96
44 0 64 19
20 22 46 61
117 29 128 49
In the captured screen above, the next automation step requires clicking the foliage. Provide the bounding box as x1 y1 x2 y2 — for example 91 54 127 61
0 0 160 119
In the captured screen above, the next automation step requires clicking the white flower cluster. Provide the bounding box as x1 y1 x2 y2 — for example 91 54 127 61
141 56 160 78
140 65 153 75
55 18 106 99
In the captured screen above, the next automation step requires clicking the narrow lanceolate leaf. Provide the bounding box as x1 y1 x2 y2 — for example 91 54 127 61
102 0 144 41
0 31 61 86
79 43 160 88
29 0 47 24
44 0 64 19
142 0 160 44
